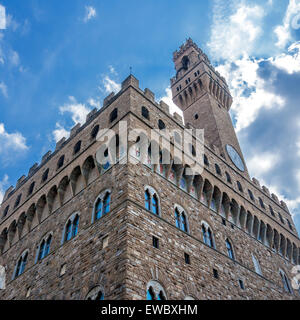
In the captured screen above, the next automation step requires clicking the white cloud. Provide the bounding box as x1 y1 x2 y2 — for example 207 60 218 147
208 0 265 60
274 0 300 49
83 6 97 23
269 41 300 74
53 122 69 142
0 174 9 204
216 55 285 132
0 4 6 30
101 76 121 93
0 81 7 97
87 98 101 109
160 87 182 116
9 50 20 66
247 152 279 177
59 96 92 125
0 123 28 152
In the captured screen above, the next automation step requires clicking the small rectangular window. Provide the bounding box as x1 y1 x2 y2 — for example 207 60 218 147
222 218 226 226
184 253 190 265
239 279 245 290
213 268 219 279
152 236 159 249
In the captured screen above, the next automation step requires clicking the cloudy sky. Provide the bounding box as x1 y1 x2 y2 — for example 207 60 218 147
0 0 300 233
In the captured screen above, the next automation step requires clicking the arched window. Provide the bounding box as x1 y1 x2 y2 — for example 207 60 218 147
37 234 52 261
93 191 111 221
252 254 262 275
57 155 65 170
259 197 265 209
215 164 222 176
74 141 81 154
280 269 292 294
158 119 166 130
144 187 160 216
86 286 105 300
110 108 118 123
146 281 167 300
269 205 275 217
237 181 243 192
202 222 214 248
14 194 22 208
63 214 80 243
141 106 149 120
14 251 28 279
3 205 9 218
225 172 232 184
248 189 255 201
278 212 284 224
91 125 100 139
174 206 188 233
226 239 234 260
42 169 49 183
204 155 209 167
28 182 35 196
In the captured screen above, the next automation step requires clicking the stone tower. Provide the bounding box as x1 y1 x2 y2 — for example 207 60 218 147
171 38 248 177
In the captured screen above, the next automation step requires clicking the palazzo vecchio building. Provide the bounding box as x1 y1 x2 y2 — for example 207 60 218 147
0 39 299 300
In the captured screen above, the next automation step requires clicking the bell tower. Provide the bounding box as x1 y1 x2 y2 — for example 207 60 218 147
171 39 249 176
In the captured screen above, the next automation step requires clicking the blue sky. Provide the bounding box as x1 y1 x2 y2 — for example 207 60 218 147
1 0 300 234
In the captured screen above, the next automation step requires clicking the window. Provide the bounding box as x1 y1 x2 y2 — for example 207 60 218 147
239 279 245 290
152 236 159 249
287 220 293 231
158 119 166 130
204 155 209 167
269 205 275 217
3 205 9 218
259 197 265 209
237 181 243 192
248 189 255 201
57 155 65 169
252 254 262 275
215 164 222 176
28 182 35 196
141 106 149 120
91 125 100 139
37 234 52 261
63 214 80 243
42 169 49 183
86 286 104 300
202 222 215 248
222 218 226 226
146 281 167 300
226 239 234 260
93 191 111 221
189 143 196 157
14 194 22 208
74 141 81 154
194 113 199 120
144 187 160 216
14 251 28 279
110 108 118 123
213 268 219 279
278 212 284 224
174 206 188 233
225 172 232 184
280 269 293 294
184 253 190 264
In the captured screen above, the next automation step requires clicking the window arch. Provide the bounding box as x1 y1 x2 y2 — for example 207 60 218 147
141 106 149 120
57 155 65 169
201 221 215 248
203 155 209 167
42 169 49 183
62 213 80 244
226 239 235 260
91 125 100 139
28 182 35 196
269 205 275 217
146 280 167 300
279 269 293 294
93 190 111 222
74 141 82 154
158 119 166 130
144 186 160 216
248 189 255 201
259 197 265 209
174 205 189 233
86 286 105 300
14 194 22 208
36 234 52 262
278 212 284 224
13 250 28 279
3 205 9 218
252 254 262 275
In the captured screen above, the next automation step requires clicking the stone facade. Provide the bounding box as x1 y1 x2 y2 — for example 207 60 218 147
0 40 299 300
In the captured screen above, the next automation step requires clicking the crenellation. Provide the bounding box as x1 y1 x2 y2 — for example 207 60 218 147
16 176 26 188
262 186 270 197
103 92 115 108
252 178 260 187
86 108 98 122
159 101 170 114
41 151 52 164
3 186 14 203
70 124 81 137
271 193 280 204
144 88 155 102
121 74 139 90
55 138 66 151
173 112 183 124
28 163 39 176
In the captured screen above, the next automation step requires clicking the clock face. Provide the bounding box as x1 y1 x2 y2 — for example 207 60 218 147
226 145 245 172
